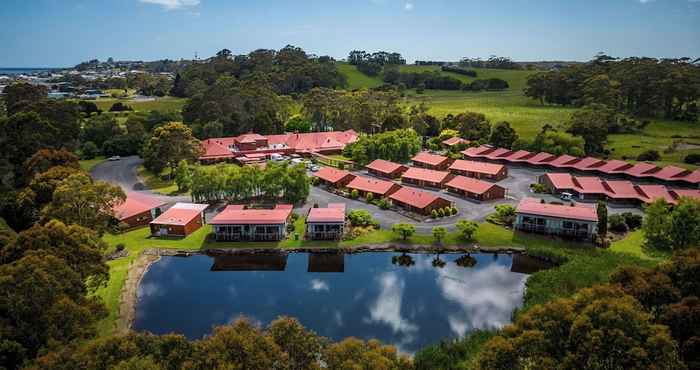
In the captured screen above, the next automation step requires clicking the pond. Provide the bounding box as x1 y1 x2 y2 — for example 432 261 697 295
134 252 549 353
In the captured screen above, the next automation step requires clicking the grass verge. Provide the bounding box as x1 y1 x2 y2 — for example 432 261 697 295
79 156 106 172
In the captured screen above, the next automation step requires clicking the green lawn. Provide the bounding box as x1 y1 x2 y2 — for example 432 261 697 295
136 166 185 196
79 156 106 172
337 63 383 89
94 96 187 113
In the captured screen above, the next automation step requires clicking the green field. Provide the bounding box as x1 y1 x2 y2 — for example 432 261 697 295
79 156 106 172
93 96 187 113
339 63 700 168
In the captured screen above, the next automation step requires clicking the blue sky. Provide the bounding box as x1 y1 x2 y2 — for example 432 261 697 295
1 0 698 67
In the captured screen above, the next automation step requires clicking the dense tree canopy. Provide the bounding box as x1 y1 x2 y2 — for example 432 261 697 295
343 129 422 165
142 122 202 176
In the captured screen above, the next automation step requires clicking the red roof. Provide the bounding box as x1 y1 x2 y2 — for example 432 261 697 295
401 167 451 184
389 187 446 209
236 133 267 143
446 176 502 195
596 160 632 174
681 169 700 184
442 137 469 146
449 159 505 176
646 166 689 181
502 150 533 162
113 192 166 220
150 203 208 226
624 162 660 177
525 152 556 165
572 176 608 194
365 159 407 175
200 138 235 159
543 173 578 190
314 167 355 184
604 181 643 200
670 189 700 202
411 152 450 167
307 204 346 223
636 185 675 204
462 145 495 158
548 155 579 168
483 148 513 160
516 198 598 222
210 205 293 225
571 157 606 171
346 176 400 195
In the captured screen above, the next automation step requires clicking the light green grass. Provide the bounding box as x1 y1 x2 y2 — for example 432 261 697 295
94 96 187 113
609 229 671 261
79 156 106 172
136 166 184 196
338 63 383 89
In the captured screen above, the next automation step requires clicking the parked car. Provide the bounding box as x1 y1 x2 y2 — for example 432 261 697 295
108 156 121 161
310 165 320 172
560 192 573 201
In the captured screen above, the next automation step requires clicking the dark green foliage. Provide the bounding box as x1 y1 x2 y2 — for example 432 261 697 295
488 121 519 149
343 129 421 165
108 102 132 112
440 65 477 77
348 210 376 228
684 153 700 164
637 149 661 161
442 111 491 141
2 82 47 116
608 214 628 233
414 331 494 370
597 201 608 238
80 142 99 160
464 78 509 91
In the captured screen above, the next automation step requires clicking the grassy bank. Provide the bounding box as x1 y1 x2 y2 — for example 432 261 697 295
136 166 185 196
93 96 187 113
79 156 106 172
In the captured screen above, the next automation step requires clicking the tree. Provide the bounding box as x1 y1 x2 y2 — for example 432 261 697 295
432 226 448 244
478 285 683 370
597 201 608 240
567 106 611 155
488 121 518 149
23 149 80 180
348 209 376 227
267 317 324 370
323 337 411 370
456 220 478 241
26 165 84 205
343 129 421 165
668 197 700 249
442 112 491 141
0 112 59 185
41 172 125 234
81 114 122 149
2 82 47 115
284 115 312 133
174 160 192 192
142 122 202 177
392 223 416 241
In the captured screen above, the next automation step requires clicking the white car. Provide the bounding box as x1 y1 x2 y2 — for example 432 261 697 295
108 156 121 161
310 165 320 172
560 192 574 201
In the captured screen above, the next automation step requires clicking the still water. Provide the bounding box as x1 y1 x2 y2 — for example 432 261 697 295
134 252 547 352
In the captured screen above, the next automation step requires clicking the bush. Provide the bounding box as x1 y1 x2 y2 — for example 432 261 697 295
456 220 478 241
376 198 391 210
310 176 320 186
608 214 628 233
80 141 100 159
350 189 359 199
622 212 643 230
451 206 458 215
115 243 125 252
438 208 445 218
530 183 549 194
684 153 700 164
489 204 516 226
637 150 660 161
365 192 374 203
348 209 375 227
109 102 133 112
431 209 438 218
289 212 299 223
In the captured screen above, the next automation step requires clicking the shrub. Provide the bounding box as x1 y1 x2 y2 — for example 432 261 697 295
348 209 375 227
637 150 661 161
432 226 448 244
350 189 359 199
608 214 628 233
451 206 458 215
490 204 516 226
376 198 391 210
109 102 133 112
684 153 700 164
365 192 374 203
438 208 445 218
431 209 438 218
530 183 549 193
80 141 100 159
115 243 125 252
310 176 320 186
289 212 300 223
456 220 478 241
622 212 643 230
392 223 416 241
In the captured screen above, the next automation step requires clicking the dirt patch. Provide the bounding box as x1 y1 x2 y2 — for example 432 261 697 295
116 253 160 333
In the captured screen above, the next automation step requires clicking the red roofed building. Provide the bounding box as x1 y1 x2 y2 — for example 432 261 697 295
449 159 508 181
199 130 358 163
306 203 346 240
445 176 507 201
210 204 293 241
502 150 533 163
411 152 452 170
679 169 700 186
596 160 633 175
346 176 402 199
524 152 556 165
547 155 579 169
636 185 676 204
624 162 660 177
150 203 208 237
401 167 453 188
570 157 607 172
442 137 470 148
113 192 167 229
314 167 356 188
389 187 452 215
483 148 513 161
515 198 598 239
461 145 495 159
365 159 408 179
669 189 700 203
644 166 690 181
539 173 579 194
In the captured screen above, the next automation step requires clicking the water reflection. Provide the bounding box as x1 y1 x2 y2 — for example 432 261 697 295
135 252 545 352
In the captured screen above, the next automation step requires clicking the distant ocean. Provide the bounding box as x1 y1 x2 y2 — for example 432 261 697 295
0 68 62 75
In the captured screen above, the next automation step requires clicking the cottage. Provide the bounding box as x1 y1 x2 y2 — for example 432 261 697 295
442 137 470 148
401 167 453 188
210 204 293 242
346 176 402 199
389 187 452 215
514 198 598 239
314 167 356 188
149 203 208 237
365 159 408 179
306 203 346 240
448 159 508 181
411 152 452 170
113 192 166 229
445 176 507 201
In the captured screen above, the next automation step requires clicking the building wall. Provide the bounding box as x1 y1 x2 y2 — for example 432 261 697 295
214 223 287 241
120 210 154 228
446 185 506 201
413 159 451 171
306 222 344 240
401 177 445 189
451 167 507 181
514 213 597 238
368 167 407 179
151 213 203 237
393 197 452 215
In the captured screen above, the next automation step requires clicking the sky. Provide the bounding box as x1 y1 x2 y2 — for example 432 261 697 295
1 0 699 67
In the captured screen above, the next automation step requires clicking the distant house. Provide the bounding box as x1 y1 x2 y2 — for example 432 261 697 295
389 187 452 215
449 159 508 181
442 137 469 148
365 159 408 179
113 192 167 229
514 198 598 239
411 152 452 170
314 167 356 188
149 203 208 237
209 204 293 242
346 176 402 199
445 176 507 201
401 167 453 188
306 203 346 240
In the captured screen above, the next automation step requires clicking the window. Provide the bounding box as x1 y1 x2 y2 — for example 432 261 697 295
536 218 546 225
563 221 573 229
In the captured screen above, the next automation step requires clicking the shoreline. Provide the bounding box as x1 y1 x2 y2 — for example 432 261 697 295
115 243 527 332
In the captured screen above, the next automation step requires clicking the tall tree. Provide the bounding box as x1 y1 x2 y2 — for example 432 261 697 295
488 121 519 149
2 82 47 116
142 122 202 177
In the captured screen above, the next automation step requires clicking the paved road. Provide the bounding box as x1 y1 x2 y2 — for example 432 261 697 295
93 157 641 231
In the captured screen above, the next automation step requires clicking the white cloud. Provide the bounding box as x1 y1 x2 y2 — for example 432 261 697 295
404 2 414 10
637 0 654 3
310 279 330 292
139 0 200 10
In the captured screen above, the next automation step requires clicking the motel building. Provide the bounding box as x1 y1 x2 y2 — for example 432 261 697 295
113 192 167 229
209 204 293 242
149 203 209 237
514 198 598 239
305 203 346 240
